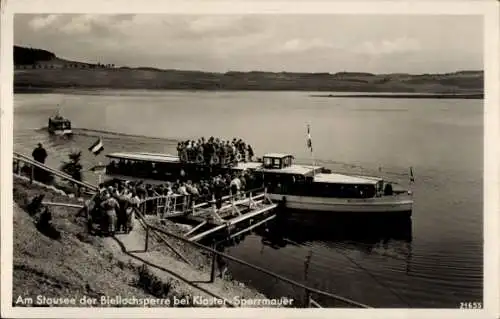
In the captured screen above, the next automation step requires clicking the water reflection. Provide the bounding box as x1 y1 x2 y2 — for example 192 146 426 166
214 211 413 259
259 212 410 246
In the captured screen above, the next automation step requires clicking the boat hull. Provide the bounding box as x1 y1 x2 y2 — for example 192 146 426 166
49 129 73 136
267 193 413 216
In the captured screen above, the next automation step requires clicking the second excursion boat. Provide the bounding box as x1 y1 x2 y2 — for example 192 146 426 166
48 111 72 136
103 151 413 217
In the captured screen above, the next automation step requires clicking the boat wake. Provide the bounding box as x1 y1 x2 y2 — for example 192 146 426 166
35 127 181 143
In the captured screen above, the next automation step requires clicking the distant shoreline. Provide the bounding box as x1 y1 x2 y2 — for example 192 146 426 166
14 86 484 99
14 65 484 96
310 93 484 100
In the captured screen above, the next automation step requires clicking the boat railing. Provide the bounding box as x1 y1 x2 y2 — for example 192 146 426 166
138 187 271 220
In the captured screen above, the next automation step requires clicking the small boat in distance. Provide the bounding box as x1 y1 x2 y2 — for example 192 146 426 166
48 110 72 136
103 151 413 217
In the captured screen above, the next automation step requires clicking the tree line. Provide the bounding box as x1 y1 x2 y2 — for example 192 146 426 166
14 45 115 69
15 63 116 69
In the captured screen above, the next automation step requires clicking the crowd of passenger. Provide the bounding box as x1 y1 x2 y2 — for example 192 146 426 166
92 170 260 236
177 137 254 166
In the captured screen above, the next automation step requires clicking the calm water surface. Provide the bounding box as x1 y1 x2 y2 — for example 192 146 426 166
13 90 483 308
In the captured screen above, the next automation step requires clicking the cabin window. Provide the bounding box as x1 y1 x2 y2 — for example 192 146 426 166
283 157 291 167
263 157 272 167
273 158 281 168
302 183 377 198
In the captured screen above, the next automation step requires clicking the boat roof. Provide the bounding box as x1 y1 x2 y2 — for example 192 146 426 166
352 175 384 182
263 153 293 159
256 164 321 175
104 174 173 186
231 161 263 171
50 117 70 122
106 152 180 163
313 173 379 185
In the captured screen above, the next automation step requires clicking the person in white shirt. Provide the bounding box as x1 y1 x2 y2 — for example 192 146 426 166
230 176 241 199
178 183 189 211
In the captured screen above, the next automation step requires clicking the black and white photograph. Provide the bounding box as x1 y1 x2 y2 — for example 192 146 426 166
1 1 499 318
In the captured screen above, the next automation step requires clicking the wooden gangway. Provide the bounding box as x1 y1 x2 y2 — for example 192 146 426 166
137 187 278 242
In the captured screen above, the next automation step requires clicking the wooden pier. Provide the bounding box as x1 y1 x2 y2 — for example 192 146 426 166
138 187 278 242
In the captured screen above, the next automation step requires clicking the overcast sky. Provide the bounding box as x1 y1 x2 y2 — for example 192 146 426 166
14 14 483 74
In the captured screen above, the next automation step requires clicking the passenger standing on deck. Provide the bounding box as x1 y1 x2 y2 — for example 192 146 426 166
231 141 237 163
240 140 247 162
213 176 224 209
247 144 254 162
178 182 189 211
225 141 233 164
239 173 247 193
230 175 241 199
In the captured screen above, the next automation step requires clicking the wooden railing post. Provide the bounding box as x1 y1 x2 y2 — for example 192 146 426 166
210 242 217 283
304 289 311 308
30 164 35 184
144 224 150 252
212 194 216 213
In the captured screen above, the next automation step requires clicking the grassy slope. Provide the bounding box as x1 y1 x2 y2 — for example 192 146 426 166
14 59 483 93
13 179 157 307
12 178 269 308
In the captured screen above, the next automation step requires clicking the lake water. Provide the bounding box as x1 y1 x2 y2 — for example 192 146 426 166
13 89 483 308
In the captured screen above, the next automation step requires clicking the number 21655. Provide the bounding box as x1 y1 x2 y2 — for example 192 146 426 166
460 302 482 309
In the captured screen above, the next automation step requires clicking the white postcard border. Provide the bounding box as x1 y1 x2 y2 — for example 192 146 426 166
1 1 498 318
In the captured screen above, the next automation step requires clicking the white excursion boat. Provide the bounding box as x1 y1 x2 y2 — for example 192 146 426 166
234 153 413 216
102 151 413 217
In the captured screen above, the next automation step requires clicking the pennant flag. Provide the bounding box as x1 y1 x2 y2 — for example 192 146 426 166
88 138 104 156
89 163 107 173
306 124 313 152
409 166 415 182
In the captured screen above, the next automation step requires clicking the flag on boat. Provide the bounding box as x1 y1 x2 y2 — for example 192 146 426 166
306 124 313 152
89 162 107 173
409 166 415 182
88 138 104 155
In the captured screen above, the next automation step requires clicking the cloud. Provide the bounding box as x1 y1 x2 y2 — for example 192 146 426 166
28 14 60 30
15 14 482 73
59 15 95 34
354 37 421 55
269 38 342 54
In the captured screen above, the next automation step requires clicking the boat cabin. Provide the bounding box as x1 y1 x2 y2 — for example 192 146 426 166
262 153 294 169
308 173 384 198
105 152 182 181
253 153 389 199
48 115 72 133
105 151 241 183
254 153 319 193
